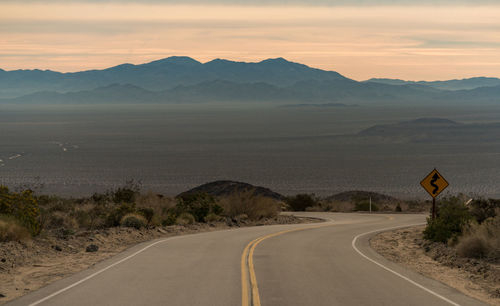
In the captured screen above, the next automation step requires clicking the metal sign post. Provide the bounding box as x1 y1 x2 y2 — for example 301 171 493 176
420 168 449 220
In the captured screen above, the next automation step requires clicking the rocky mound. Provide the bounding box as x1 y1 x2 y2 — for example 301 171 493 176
176 180 285 201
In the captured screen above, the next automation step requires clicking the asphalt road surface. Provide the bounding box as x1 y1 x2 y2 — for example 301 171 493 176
7 213 486 306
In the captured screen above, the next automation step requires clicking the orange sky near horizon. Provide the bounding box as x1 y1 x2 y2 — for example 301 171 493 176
1 3 499 81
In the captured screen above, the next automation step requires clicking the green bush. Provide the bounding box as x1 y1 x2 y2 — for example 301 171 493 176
0 214 31 242
175 193 221 222
176 212 195 225
106 202 136 227
137 207 155 225
162 212 177 226
286 194 317 211
469 198 499 224
0 186 41 236
120 213 147 229
91 192 110 204
423 196 472 243
105 180 142 204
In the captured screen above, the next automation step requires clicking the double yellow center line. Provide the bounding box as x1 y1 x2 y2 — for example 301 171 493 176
240 223 333 306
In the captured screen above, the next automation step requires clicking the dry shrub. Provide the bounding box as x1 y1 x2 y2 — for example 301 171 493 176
457 215 500 260
136 192 175 225
219 191 279 220
204 212 223 223
0 214 31 242
120 213 147 229
176 212 195 225
45 211 78 230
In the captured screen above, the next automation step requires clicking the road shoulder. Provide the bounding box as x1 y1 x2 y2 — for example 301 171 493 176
370 226 499 305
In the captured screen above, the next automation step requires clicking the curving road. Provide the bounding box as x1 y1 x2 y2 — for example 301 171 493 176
7 213 485 306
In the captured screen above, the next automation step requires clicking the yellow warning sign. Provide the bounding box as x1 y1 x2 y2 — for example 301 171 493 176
420 169 449 198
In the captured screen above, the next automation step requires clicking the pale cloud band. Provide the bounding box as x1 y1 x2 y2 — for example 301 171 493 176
1 3 499 80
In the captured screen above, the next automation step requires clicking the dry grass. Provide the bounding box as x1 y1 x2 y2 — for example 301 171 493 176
0 215 31 242
219 191 280 219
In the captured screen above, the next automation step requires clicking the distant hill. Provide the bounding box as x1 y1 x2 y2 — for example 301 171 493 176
366 77 500 91
1 56 499 105
177 180 285 201
3 77 500 105
0 84 161 104
357 118 500 143
0 57 346 99
3 79 500 105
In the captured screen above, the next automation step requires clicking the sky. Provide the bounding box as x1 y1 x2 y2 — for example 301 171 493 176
1 1 499 81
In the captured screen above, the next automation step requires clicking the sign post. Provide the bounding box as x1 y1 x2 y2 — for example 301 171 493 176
420 168 449 220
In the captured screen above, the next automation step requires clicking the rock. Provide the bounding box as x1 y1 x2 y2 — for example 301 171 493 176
52 245 62 252
0 293 5 298
1 258 6 263
86 244 99 252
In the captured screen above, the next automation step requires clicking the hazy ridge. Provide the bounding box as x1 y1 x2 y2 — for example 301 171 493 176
1 57 499 105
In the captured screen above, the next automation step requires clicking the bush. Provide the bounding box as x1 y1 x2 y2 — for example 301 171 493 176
0 186 41 236
219 191 279 219
457 215 500 260
354 200 379 212
45 211 78 231
469 198 499 224
162 213 177 226
204 212 223 223
457 236 488 259
176 212 195 225
175 193 222 222
423 196 472 243
137 207 155 225
286 194 318 211
395 204 402 212
0 214 31 241
111 180 141 204
120 213 147 229
106 202 136 227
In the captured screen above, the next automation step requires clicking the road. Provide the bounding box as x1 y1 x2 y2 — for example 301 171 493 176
7 213 485 306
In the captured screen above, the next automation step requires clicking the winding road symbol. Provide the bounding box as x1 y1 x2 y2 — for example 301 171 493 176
430 173 440 195
420 169 449 198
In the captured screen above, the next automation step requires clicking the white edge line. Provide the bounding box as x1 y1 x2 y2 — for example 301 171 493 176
28 236 181 306
351 223 461 306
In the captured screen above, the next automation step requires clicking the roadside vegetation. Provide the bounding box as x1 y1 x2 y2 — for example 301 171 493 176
284 191 425 213
423 195 500 262
0 181 290 243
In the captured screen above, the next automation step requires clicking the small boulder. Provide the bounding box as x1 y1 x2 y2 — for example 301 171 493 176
86 244 99 252
52 245 62 252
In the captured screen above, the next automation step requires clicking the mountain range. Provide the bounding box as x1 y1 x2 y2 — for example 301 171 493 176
1 56 499 105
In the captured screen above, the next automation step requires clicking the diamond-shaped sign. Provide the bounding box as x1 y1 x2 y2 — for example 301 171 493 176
420 168 449 198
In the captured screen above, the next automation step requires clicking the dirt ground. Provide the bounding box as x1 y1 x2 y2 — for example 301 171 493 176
371 226 500 306
0 215 317 304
